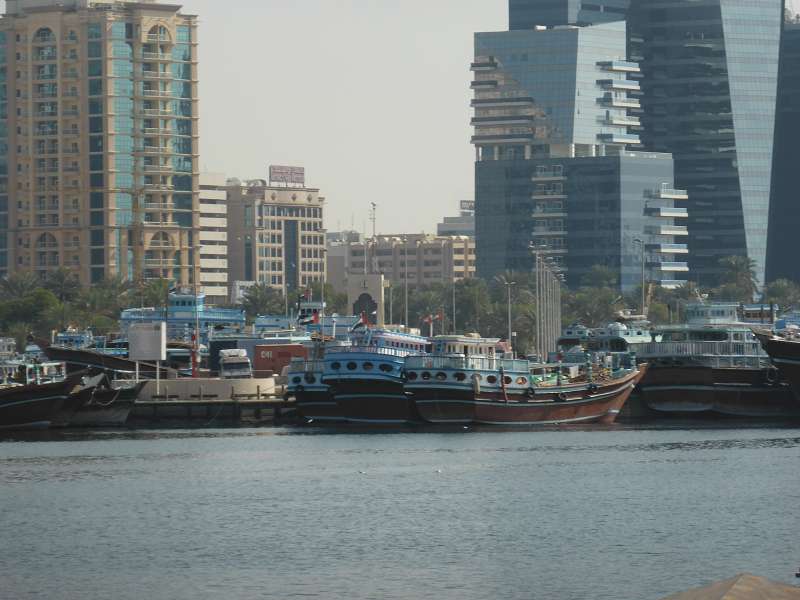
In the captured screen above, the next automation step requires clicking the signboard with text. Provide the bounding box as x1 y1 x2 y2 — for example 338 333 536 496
460 200 475 212
269 165 305 186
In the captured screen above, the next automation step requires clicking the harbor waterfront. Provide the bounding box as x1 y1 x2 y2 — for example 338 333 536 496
0 426 798 600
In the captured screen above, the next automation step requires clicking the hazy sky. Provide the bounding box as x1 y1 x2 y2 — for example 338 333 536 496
185 0 507 236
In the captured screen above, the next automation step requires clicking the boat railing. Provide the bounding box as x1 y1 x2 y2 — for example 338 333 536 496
288 358 325 373
405 355 529 373
632 340 765 358
326 346 417 359
631 341 770 368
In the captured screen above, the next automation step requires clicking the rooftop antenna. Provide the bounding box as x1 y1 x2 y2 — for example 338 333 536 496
370 202 377 239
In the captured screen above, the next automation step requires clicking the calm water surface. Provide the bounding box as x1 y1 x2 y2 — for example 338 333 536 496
1 425 799 600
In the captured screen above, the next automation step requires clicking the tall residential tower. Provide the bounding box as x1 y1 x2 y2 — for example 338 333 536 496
0 0 199 285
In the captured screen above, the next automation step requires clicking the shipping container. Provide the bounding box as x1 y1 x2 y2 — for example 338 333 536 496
253 344 308 377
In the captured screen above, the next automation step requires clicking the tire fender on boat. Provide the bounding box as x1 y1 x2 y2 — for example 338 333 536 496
557 392 568 402
471 373 481 397
587 383 598 395
526 387 536 399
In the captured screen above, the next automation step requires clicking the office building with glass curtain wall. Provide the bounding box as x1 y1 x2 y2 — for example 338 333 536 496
472 20 689 291
0 0 199 285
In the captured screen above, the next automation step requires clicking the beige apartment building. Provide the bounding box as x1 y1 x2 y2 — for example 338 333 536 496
0 0 199 285
227 176 326 295
346 234 476 290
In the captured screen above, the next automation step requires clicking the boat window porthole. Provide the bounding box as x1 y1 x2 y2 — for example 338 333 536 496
305 374 316 384
292 376 301 384
487 375 497 384
363 362 374 371
504 376 512 385
407 371 418 380
331 362 341 370
436 372 447 381
516 377 527 385
347 362 357 371
455 372 466 381
379 364 393 372
422 372 431 380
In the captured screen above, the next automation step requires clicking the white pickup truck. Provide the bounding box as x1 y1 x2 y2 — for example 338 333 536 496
219 349 253 379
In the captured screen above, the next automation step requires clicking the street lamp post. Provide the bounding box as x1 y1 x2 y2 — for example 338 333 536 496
633 238 646 316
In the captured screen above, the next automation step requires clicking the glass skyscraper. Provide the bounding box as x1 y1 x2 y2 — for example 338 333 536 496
629 0 782 286
473 21 688 291
766 17 800 283
0 0 199 285
509 0 630 30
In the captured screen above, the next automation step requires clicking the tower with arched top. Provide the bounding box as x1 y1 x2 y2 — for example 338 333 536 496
0 0 200 286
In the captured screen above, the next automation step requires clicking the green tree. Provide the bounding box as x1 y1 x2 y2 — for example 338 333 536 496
716 255 759 301
43 268 81 329
763 278 800 310
240 283 285 320
0 272 42 302
581 265 618 289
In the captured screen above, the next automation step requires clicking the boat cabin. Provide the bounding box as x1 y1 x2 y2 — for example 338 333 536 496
430 334 502 358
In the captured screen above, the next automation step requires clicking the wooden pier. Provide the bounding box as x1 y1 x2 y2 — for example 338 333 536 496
129 397 296 426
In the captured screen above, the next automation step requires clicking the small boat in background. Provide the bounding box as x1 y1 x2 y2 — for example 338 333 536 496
0 362 83 430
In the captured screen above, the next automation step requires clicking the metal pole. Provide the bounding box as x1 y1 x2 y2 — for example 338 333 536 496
403 238 409 330
452 282 457 334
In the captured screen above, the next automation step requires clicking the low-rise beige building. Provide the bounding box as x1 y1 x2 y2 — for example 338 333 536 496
346 234 476 289
227 175 325 295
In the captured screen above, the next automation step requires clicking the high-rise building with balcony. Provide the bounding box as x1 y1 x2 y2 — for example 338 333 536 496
0 0 199 285
472 21 688 291
629 0 782 286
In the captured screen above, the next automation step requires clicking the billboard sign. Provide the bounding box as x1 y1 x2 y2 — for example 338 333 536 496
460 200 475 212
269 165 305 186
129 322 167 362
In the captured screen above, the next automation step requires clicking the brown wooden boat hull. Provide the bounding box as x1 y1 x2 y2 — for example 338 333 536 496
755 333 800 401
413 368 644 425
327 377 415 424
638 364 800 418
0 374 83 430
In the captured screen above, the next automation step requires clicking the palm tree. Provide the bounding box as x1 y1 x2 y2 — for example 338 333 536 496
0 272 41 301
240 283 284 320
43 268 81 304
718 255 759 300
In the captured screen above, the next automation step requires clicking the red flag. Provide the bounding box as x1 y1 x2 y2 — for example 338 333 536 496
312 310 320 324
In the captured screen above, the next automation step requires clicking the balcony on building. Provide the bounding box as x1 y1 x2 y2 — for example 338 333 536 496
470 59 498 72
470 79 498 89
597 79 641 92
598 95 640 109
471 96 535 108
471 115 535 127
604 115 640 127
531 165 565 181
649 183 689 200
141 52 171 62
651 225 689 236
597 60 640 74
646 243 689 254
470 133 534 144
142 164 174 174
140 70 172 80
647 206 689 219
597 132 641 144
648 260 690 272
